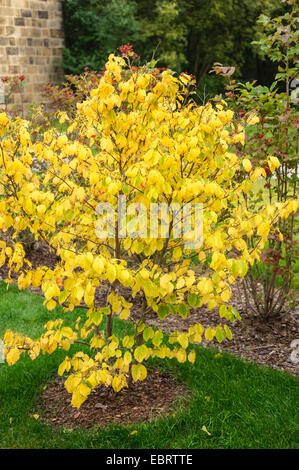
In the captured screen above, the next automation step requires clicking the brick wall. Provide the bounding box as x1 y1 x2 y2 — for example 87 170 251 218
0 0 64 108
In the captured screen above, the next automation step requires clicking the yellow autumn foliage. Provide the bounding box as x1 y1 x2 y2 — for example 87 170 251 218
0 53 297 408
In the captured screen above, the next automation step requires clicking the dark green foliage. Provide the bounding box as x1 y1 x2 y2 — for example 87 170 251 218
61 0 283 82
62 0 142 74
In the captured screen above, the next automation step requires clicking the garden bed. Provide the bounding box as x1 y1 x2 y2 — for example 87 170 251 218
37 368 191 430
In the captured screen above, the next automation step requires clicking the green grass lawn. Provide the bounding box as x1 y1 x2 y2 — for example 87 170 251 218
0 281 298 449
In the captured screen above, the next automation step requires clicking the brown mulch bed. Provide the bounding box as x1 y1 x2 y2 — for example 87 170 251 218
0 238 298 377
128 280 299 377
136 303 299 376
37 369 191 430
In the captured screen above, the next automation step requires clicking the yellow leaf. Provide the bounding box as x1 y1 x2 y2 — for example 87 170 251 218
176 277 185 290
205 327 215 341
71 392 85 409
112 374 125 392
140 268 150 280
134 345 148 363
188 350 196 363
107 265 117 283
47 299 57 311
119 308 130 320
224 325 232 341
65 374 81 394
220 289 231 302
152 330 163 347
143 327 154 341
6 348 21 365
131 363 147 382
246 113 259 125
201 425 211 436
177 348 187 363
177 333 188 349
242 158 252 173
58 358 70 376
123 351 132 366
76 187 86 203
268 156 280 172
93 257 105 274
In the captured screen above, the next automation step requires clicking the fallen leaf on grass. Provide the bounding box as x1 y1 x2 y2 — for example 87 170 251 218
129 430 138 436
201 425 211 436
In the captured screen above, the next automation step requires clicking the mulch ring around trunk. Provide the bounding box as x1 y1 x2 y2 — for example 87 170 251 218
36 368 192 430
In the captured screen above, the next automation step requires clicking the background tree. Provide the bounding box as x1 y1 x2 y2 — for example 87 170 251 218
61 0 284 92
62 0 142 74
137 1 188 72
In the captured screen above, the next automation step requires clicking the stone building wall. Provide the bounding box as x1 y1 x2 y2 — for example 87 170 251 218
0 0 64 108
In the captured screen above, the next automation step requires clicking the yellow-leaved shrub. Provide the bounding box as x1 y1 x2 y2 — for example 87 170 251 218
0 54 297 408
